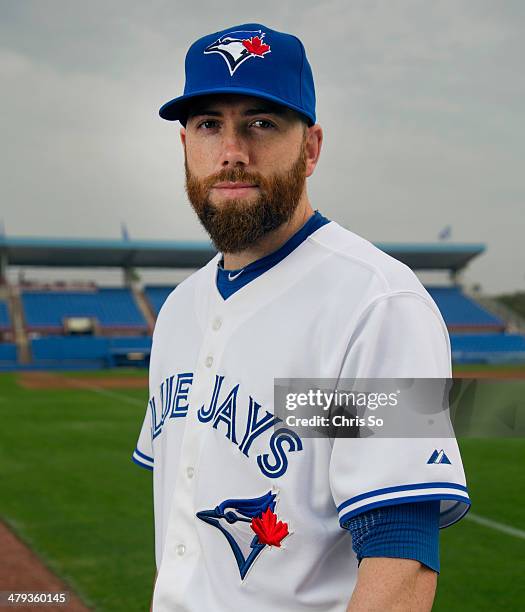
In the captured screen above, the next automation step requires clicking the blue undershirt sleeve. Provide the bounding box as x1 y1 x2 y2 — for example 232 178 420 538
342 500 441 573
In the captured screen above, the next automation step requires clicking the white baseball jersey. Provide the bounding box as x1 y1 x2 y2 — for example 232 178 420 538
133 213 470 612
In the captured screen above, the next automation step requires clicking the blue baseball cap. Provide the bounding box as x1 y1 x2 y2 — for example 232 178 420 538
159 23 316 126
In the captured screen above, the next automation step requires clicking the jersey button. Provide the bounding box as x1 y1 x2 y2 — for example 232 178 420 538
212 317 222 331
186 466 194 479
205 355 213 368
176 544 186 556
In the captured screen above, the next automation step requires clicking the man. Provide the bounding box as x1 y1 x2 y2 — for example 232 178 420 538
133 23 470 611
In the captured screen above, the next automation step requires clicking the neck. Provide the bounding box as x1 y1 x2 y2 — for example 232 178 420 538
222 197 315 270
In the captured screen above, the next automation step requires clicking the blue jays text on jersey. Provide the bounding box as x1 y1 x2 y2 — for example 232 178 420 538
148 371 303 479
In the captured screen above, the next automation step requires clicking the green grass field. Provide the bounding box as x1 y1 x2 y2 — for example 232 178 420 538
0 368 523 611
0 370 153 611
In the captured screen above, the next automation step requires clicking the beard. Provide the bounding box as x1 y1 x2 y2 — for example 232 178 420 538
184 139 307 254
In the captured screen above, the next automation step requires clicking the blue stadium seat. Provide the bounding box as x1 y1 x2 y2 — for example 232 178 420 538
427 287 504 329
21 287 147 329
144 285 176 315
450 333 525 363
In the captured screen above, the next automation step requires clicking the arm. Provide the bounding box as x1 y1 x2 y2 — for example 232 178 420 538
329 294 470 610
342 501 440 611
347 557 437 611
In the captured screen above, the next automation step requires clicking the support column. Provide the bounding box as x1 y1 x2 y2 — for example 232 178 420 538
0 249 7 286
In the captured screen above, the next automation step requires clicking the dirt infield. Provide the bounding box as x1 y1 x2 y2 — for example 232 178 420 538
15 368 525 392
17 372 147 390
0 522 90 611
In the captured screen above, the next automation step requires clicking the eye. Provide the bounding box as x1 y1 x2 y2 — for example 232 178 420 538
196 119 220 130
250 119 276 129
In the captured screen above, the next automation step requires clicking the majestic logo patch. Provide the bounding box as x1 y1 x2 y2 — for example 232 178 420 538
204 29 271 76
196 490 290 579
427 449 452 464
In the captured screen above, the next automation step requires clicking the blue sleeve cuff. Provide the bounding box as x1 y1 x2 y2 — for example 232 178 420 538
132 447 154 471
342 500 440 573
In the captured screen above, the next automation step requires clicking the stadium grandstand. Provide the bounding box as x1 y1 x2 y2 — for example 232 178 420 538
1 234 524 370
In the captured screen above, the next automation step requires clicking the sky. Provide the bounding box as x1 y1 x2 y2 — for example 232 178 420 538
1 0 523 293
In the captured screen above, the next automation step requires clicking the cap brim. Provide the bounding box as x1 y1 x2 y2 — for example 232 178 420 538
159 87 315 126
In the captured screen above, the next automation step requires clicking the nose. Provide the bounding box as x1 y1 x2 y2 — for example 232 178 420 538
219 127 250 167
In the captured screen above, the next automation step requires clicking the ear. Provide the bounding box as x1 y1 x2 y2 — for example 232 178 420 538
180 127 186 148
304 124 323 178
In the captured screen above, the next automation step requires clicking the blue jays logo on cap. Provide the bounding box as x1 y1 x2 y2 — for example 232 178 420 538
196 490 290 580
204 29 271 76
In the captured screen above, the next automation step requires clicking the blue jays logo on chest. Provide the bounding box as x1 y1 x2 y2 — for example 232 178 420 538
196 490 290 580
204 29 271 76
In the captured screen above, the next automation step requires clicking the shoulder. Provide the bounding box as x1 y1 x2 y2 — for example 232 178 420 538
309 223 452 376
307 220 441 315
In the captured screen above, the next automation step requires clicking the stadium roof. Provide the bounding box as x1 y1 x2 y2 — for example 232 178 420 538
0 236 216 269
0 235 485 271
374 243 485 271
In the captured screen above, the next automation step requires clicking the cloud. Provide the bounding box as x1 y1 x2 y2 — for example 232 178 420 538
1 0 523 292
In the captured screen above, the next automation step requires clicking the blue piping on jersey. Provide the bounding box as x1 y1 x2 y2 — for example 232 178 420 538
339 494 471 527
134 447 154 463
132 455 154 471
337 482 469 513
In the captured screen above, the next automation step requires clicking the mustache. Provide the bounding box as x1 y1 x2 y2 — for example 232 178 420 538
201 168 265 190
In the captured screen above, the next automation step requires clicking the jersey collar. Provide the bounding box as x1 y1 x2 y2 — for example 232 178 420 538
216 210 331 300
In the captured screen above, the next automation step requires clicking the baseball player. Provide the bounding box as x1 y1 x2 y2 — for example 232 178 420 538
133 23 470 611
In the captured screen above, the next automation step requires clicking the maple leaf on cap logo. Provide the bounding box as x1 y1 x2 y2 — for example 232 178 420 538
250 507 289 547
242 36 270 56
